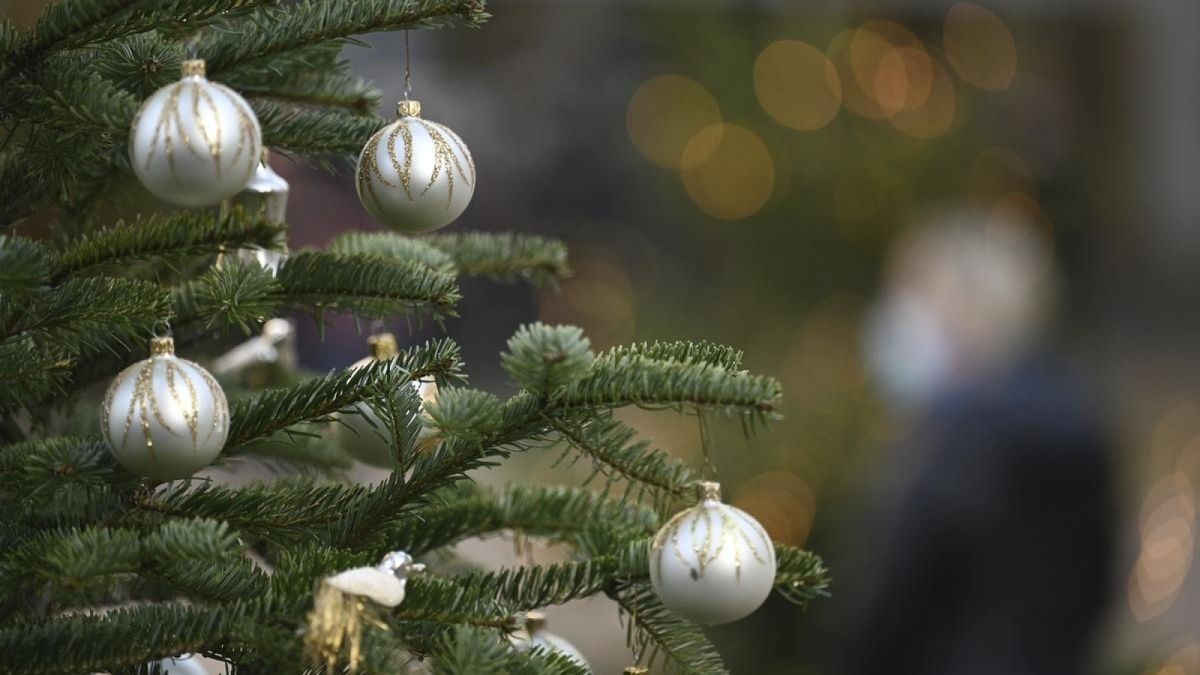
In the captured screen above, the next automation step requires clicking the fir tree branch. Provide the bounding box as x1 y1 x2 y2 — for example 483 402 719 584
596 340 744 371
201 0 491 78
276 251 461 320
253 98 385 158
615 584 727 675
430 625 588 675
52 210 286 282
0 598 272 675
501 324 595 394
226 339 463 448
329 231 455 273
0 235 51 297
382 483 659 555
550 412 694 502
557 355 782 423
175 259 281 335
0 518 263 607
2 0 274 82
0 276 169 359
240 68 381 115
0 436 139 529
424 232 571 286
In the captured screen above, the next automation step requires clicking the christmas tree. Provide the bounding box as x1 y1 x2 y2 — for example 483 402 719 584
0 1 829 673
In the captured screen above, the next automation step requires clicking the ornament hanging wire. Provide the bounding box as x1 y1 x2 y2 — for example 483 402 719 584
403 30 413 101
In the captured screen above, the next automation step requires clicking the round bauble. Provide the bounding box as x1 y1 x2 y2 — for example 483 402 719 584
511 611 590 672
129 59 262 207
649 481 776 625
355 100 475 233
339 333 438 468
101 336 230 479
156 653 209 675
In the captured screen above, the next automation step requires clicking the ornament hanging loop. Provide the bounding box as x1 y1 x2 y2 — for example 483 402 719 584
151 319 173 339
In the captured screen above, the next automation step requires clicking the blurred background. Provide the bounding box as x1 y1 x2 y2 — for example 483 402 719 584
9 0 1200 672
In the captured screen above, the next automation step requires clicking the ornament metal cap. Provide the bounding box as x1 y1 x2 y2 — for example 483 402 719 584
524 610 547 633
181 59 206 77
695 480 722 502
367 332 399 360
149 336 175 356
624 668 649 675
396 99 421 118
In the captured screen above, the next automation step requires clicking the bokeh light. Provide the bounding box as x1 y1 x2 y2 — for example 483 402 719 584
1129 470 1196 622
968 146 1037 208
886 57 958 139
944 2 1018 91
1145 643 1200 675
626 75 722 169
539 249 636 350
784 294 868 409
754 40 842 131
733 470 818 546
680 123 775 220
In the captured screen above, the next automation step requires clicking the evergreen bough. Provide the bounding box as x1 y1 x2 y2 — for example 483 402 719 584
0 1 829 673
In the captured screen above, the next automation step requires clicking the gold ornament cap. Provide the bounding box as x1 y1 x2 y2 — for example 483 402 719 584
396 99 422 118
149 336 175 356
181 59 206 78
524 610 547 633
368 332 399 360
695 480 722 502
624 668 649 674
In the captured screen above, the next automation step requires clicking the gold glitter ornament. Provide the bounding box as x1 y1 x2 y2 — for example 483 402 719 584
354 100 475 233
338 332 439 468
649 481 777 625
129 58 263 207
101 336 230 479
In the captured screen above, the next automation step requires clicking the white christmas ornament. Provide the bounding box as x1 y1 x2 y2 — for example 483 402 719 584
339 333 438 468
155 653 209 675
325 550 424 607
101 336 230 480
512 611 590 671
649 481 777 625
355 100 475 233
129 59 262 207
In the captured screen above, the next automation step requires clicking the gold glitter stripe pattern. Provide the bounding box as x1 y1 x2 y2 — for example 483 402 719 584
137 77 259 184
101 354 229 463
652 503 772 583
356 118 475 214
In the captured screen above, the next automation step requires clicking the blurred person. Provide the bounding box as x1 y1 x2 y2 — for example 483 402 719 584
839 212 1115 675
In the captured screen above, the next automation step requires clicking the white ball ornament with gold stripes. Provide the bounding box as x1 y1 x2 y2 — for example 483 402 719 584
649 481 777 625
355 100 475 233
129 58 262 207
101 336 230 480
